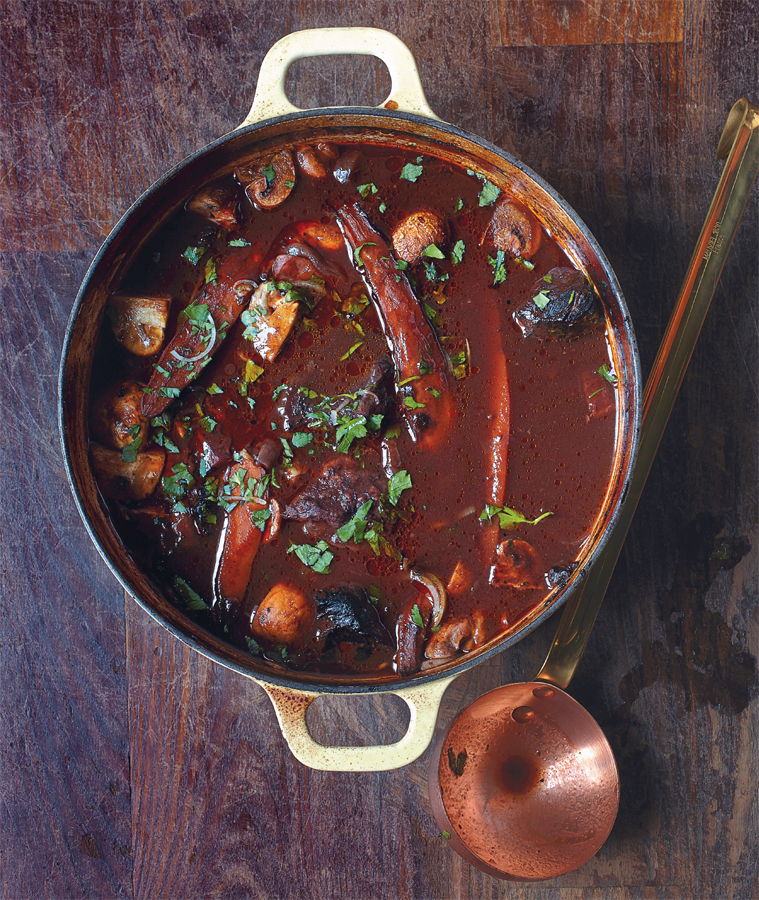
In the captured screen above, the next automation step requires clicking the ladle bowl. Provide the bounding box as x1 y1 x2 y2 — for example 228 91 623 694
428 96 759 879
429 683 618 880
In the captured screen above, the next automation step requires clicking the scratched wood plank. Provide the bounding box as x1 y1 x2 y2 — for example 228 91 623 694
492 0 685 47
0 251 133 898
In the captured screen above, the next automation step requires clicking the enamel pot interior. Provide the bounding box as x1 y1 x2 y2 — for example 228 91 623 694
59 108 641 695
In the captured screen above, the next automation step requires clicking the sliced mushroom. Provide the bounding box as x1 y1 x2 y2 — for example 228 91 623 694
296 142 340 179
515 267 598 337
108 293 170 357
90 444 165 502
236 149 296 210
392 210 448 264
484 198 542 259
250 582 316 646
185 181 240 228
425 616 475 659
91 380 149 450
491 539 544 589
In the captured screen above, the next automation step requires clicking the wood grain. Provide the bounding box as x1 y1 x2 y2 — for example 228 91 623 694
493 0 685 47
2 0 758 897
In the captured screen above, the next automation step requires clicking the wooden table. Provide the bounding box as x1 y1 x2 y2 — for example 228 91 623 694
2 2 758 897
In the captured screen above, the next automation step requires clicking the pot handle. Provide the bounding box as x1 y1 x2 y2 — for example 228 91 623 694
256 675 456 771
240 27 439 128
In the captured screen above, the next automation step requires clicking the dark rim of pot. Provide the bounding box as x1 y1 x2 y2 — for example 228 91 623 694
59 106 642 695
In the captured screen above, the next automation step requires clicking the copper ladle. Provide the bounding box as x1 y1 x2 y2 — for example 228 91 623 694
429 98 759 881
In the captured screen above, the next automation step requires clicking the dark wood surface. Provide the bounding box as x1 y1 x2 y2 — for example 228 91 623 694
2 1 758 897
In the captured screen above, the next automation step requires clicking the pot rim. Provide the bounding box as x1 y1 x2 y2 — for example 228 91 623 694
59 105 642 695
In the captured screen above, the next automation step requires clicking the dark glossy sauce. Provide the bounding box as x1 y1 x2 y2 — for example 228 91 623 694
89 142 619 677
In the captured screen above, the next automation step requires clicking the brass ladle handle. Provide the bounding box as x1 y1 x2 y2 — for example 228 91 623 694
537 98 759 690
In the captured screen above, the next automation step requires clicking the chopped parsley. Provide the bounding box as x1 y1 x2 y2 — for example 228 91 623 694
174 577 209 612
533 289 552 310
411 604 425 628
597 363 618 384
204 257 218 285
488 250 508 285
479 503 554 529
478 180 501 207
292 432 313 448
403 396 427 410
353 241 376 268
400 157 424 182
182 245 204 265
336 499 374 544
287 541 334 574
451 240 465 265
387 470 412 506
121 425 143 463
357 183 378 197
262 163 276 186
421 243 445 260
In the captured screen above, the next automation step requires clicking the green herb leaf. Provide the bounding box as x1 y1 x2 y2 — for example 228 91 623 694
533 290 552 310
353 241 377 268
357 183 378 197
206 383 223 395
262 163 276 186
174 576 209 612
204 257 218 285
451 240 465 265
411 603 425 628
399 157 424 182
488 250 507 286
336 499 374 544
403 396 427 410
477 180 501 207
479 503 554 529
340 340 364 360
182 245 204 265
421 243 445 260
292 432 313 448
597 363 618 384
287 541 334 574
387 469 412 506
229 237 250 247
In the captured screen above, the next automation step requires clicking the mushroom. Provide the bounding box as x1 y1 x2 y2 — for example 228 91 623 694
484 197 542 259
91 380 149 450
515 267 598 337
425 616 475 659
90 444 165 502
392 210 449 264
108 293 170 357
250 582 316 646
491 539 544 589
185 181 240 228
236 149 296 210
296 142 340 179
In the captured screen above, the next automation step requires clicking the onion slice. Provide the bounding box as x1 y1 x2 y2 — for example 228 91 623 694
170 317 217 363
410 570 447 630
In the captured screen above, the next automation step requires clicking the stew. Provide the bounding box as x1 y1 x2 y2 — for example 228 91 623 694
88 141 619 677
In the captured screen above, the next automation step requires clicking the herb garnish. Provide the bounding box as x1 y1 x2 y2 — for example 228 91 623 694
479 504 554 529
353 241 376 268
387 470 412 506
488 250 508 285
400 157 424 182
287 541 334 574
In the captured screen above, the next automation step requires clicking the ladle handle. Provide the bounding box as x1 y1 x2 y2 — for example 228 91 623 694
537 98 759 690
